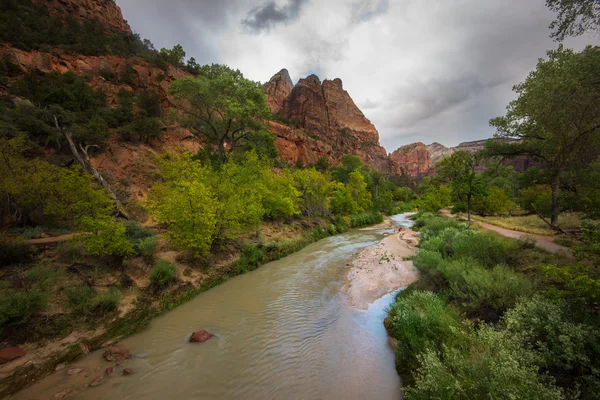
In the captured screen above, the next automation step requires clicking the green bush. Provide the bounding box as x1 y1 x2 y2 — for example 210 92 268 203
349 212 383 228
65 286 120 316
0 233 37 266
406 326 562 400
385 291 464 379
451 230 520 268
503 295 600 395
0 290 48 333
55 240 87 263
327 224 337 235
450 265 534 321
150 260 177 287
234 244 265 274
138 236 158 262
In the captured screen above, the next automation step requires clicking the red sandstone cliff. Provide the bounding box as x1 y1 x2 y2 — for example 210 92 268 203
389 142 435 177
31 0 132 34
265 72 391 172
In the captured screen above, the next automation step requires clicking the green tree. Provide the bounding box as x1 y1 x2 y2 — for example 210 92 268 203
169 64 274 164
416 186 452 213
159 44 186 66
488 46 600 227
293 168 330 217
547 0 600 41
436 151 486 221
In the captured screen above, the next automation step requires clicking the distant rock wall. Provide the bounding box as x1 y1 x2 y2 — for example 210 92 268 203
389 142 435 177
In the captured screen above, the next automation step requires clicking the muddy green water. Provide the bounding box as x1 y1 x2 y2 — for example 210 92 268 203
14 215 415 400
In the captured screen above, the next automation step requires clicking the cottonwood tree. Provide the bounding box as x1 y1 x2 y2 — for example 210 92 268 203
169 64 275 164
547 0 600 41
487 46 600 227
436 151 485 221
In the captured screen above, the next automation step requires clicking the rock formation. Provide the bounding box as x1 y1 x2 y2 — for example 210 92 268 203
427 142 456 164
31 0 132 34
263 69 293 114
265 72 391 172
389 143 435 177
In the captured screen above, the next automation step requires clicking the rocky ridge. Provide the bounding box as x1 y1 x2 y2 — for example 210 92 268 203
264 71 392 172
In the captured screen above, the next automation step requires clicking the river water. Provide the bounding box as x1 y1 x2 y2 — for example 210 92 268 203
14 215 415 400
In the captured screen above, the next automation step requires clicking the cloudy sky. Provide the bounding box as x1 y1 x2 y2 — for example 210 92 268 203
117 0 593 151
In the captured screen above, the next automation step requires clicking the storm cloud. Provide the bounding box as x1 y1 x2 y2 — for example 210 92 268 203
116 0 593 151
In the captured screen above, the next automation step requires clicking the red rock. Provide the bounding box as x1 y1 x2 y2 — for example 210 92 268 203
190 330 214 343
123 368 134 375
0 346 26 365
263 69 294 114
103 346 130 361
79 343 90 355
52 388 77 399
104 367 113 377
67 368 83 376
89 375 105 387
389 142 435 178
31 0 132 34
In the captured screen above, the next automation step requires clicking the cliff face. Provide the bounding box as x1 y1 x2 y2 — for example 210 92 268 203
266 72 391 172
31 0 132 34
389 142 435 177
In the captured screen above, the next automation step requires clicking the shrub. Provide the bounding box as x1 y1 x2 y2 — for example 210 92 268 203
99 66 116 82
150 260 176 287
451 230 520 268
66 286 120 316
503 295 600 394
0 290 48 333
450 265 534 321
349 212 383 228
138 236 158 262
55 240 87 263
385 291 464 379
234 244 265 274
406 326 562 400
327 224 337 236
0 233 37 266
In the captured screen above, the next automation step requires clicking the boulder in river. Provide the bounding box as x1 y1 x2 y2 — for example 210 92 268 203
0 346 26 364
190 330 214 343
103 346 130 361
89 375 105 387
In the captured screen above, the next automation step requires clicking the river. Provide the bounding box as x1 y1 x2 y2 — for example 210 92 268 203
13 214 415 400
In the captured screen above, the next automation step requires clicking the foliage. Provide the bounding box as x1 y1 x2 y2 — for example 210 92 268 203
471 186 514 216
415 185 451 213
546 0 600 40
385 290 464 378
124 221 157 259
503 295 600 395
330 170 372 215
169 65 275 163
65 286 121 316
138 236 158 262
292 168 330 217
349 212 383 228
406 326 562 400
150 260 177 288
450 264 534 321
0 232 37 266
261 169 301 219
76 216 135 257
0 290 48 334
542 264 600 303
519 185 553 216
488 46 600 226
575 219 600 267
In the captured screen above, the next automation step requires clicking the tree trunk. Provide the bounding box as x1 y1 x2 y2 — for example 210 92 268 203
467 194 472 221
54 116 130 219
551 174 560 227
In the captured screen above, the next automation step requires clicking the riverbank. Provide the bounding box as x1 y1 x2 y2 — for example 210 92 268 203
347 224 420 309
1 213 390 398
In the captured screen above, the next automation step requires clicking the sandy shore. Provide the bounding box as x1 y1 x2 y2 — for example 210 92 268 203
347 228 420 310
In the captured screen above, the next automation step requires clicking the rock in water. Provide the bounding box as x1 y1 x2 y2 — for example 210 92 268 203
0 346 26 364
103 346 130 361
89 375 105 387
190 330 214 343
123 368 134 375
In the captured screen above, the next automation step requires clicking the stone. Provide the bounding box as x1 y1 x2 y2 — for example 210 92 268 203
89 375 105 387
79 343 90 355
263 69 294 114
389 142 435 178
67 368 83 376
103 346 130 361
0 346 26 365
190 330 214 343
52 388 78 399
105 367 113 377
123 368 134 375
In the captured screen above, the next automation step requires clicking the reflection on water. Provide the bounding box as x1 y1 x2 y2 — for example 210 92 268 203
14 215 414 400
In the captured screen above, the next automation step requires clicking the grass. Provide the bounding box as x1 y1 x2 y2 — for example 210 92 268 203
472 212 583 236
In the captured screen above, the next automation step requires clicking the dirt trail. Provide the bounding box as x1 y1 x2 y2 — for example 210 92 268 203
26 233 80 245
439 209 573 257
